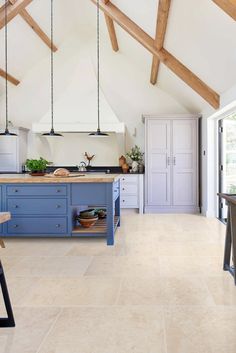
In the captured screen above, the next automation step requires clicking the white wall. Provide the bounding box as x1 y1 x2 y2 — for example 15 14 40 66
27 132 121 166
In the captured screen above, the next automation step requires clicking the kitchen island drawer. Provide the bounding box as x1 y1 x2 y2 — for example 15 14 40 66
121 195 138 207
7 217 68 235
7 185 67 197
7 198 67 215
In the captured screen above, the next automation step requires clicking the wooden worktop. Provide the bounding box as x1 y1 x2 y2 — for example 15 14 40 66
218 193 236 206
0 173 121 184
0 212 11 225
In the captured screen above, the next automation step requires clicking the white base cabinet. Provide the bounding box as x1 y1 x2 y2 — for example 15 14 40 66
120 174 144 214
0 127 28 173
145 116 199 213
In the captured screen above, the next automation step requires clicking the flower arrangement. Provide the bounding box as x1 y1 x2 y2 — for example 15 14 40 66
126 145 144 163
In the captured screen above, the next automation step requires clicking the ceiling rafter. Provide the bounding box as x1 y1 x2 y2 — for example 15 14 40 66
91 0 220 109
0 0 33 29
0 68 20 86
19 8 58 52
151 0 171 85
212 0 236 20
0 0 57 51
102 0 119 52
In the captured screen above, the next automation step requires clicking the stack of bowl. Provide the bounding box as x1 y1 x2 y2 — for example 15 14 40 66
77 209 98 228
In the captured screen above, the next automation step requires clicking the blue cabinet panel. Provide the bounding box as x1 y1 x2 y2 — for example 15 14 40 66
71 184 106 205
7 198 67 215
7 185 67 197
7 217 68 235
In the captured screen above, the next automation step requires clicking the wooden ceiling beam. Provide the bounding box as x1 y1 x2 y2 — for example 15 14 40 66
90 0 219 109
19 9 58 52
102 0 118 52
151 0 171 85
212 0 236 21
0 0 33 29
0 68 20 86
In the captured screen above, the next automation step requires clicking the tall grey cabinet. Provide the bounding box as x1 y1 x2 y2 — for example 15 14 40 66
145 115 199 213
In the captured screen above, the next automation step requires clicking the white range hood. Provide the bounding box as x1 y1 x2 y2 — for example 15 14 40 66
32 51 125 135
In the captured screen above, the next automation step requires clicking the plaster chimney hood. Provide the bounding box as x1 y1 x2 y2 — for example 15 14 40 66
32 53 125 135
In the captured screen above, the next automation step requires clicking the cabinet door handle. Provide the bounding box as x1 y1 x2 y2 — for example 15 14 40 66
173 157 176 165
167 157 170 166
56 224 61 228
56 205 61 208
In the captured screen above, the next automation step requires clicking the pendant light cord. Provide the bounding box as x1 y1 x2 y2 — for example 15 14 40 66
97 0 100 131
4 0 8 131
51 0 54 131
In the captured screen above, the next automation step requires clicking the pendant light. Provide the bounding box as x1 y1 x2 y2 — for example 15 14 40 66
89 0 108 137
42 0 62 137
0 0 17 136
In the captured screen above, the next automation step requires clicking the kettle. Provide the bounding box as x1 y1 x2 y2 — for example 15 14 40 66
78 162 87 172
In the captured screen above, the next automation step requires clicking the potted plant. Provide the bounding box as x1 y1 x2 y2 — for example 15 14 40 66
126 145 144 173
26 157 50 176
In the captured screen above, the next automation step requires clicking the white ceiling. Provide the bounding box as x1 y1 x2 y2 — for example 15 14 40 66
0 0 235 118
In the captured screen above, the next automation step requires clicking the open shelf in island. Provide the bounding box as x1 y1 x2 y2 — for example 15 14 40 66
72 216 120 235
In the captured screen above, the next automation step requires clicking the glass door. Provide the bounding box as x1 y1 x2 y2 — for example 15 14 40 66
219 113 236 222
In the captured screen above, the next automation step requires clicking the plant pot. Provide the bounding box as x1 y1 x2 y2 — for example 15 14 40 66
131 161 139 173
30 171 46 176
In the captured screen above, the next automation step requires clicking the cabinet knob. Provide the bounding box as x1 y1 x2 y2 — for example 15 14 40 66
14 205 19 209
14 189 18 193
122 200 125 202
13 224 19 228
56 205 61 208
56 224 61 228
56 189 61 193
122 188 125 191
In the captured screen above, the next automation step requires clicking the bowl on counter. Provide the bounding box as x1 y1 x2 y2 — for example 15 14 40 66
78 216 98 228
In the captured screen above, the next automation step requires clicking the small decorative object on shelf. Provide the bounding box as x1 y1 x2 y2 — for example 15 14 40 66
126 145 144 173
119 155 130 174
26 157 50 176
84 152 95 166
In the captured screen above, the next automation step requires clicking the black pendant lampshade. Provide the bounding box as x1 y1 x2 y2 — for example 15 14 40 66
0 0 17 136
42 0 62 137
89 0 108 137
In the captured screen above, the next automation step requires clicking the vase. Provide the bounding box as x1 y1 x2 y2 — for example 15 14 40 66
131 161 139 173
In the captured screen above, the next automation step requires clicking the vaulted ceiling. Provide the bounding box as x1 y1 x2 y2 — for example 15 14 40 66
0 0 235 124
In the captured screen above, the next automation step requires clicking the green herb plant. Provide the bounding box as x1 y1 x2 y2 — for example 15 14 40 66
26 157 50 172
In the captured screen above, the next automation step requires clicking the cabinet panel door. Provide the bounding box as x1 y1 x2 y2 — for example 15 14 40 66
147 120 171 206
172 119 197 206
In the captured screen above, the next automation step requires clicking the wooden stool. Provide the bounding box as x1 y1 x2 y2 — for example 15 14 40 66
0 212 15 327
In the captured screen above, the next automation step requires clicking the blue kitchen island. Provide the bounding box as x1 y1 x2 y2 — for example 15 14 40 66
0 173 121 245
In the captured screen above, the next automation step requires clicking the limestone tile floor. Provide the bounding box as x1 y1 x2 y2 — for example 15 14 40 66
0 212 235 353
